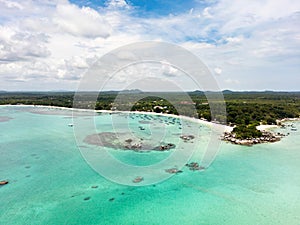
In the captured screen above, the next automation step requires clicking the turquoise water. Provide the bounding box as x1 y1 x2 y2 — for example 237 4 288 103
0 106 300 225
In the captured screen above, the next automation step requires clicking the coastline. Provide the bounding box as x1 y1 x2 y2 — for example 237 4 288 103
256 118 300 131
0 104 233 133
223 121 299 146
2 104 299 145
256 124 278 131
278 117 300 122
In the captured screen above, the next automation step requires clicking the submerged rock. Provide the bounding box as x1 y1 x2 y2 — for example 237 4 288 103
84 132 176 152
153 143 176 151
83 197 91 201
180 134 195 141
0 116 13 122
125 139 133 143
132 176 144 183
185 162 205 171
165 168 183 174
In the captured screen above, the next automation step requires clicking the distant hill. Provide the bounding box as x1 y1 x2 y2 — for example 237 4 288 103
222 90 233 94
119 89 143 94
1 90 299 95
189 90 204 95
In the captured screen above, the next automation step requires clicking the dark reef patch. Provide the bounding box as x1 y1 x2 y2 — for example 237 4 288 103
0 116 13 122
83 132 176 152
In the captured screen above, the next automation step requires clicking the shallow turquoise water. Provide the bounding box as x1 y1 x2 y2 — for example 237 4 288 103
0 106 300 225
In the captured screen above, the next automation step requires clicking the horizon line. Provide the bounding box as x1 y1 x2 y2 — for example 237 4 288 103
1 89 300 93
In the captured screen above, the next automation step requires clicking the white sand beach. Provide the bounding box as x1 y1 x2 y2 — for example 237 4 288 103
2 104 233 133
256 124 278 131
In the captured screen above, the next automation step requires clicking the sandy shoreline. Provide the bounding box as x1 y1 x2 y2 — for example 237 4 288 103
0 104 233 132
278 118 300 122
256 124 279 131
257 118 300 131
2 104 299 133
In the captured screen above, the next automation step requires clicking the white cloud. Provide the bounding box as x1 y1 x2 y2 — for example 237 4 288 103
57 69 66 79
224 78 239 84
0 0 23 10
160 61 180 77
202 7 213 18
214 67 222 75
106 0 131 9
0 26 51 62
53 3 111 38
225 36 243 44
65 56 89 69
0 0 299 91
211 0 300 34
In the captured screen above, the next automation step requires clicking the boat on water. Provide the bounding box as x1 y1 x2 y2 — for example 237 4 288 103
0 180 8 185
132 176 144 183
68 124 74 127
291 128 297 131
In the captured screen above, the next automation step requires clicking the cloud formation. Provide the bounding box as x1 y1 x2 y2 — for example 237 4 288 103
54 3 111 38
0 0 299 91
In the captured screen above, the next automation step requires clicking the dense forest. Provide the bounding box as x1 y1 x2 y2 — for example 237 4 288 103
1 90 299 138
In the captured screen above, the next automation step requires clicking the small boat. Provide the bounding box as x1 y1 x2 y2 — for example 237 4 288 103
68 124 74 127
291 128 297 131
0 180 8 185
132 176 144 183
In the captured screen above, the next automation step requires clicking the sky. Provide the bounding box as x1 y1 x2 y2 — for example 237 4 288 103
0 0 299 91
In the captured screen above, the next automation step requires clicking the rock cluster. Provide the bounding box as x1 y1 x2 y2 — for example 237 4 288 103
185 162 205 171
180 134 195 141
154 143 176 151
221 131 286 146
84 132 176 152
132 176 144 183
165 168 183 174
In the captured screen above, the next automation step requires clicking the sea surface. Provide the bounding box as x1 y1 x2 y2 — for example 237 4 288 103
0 105 300 225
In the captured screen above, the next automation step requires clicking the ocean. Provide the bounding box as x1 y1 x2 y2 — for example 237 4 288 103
0 105 299 225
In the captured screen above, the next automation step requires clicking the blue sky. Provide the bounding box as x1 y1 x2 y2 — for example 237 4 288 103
70 0 203 16
0 0 299 91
